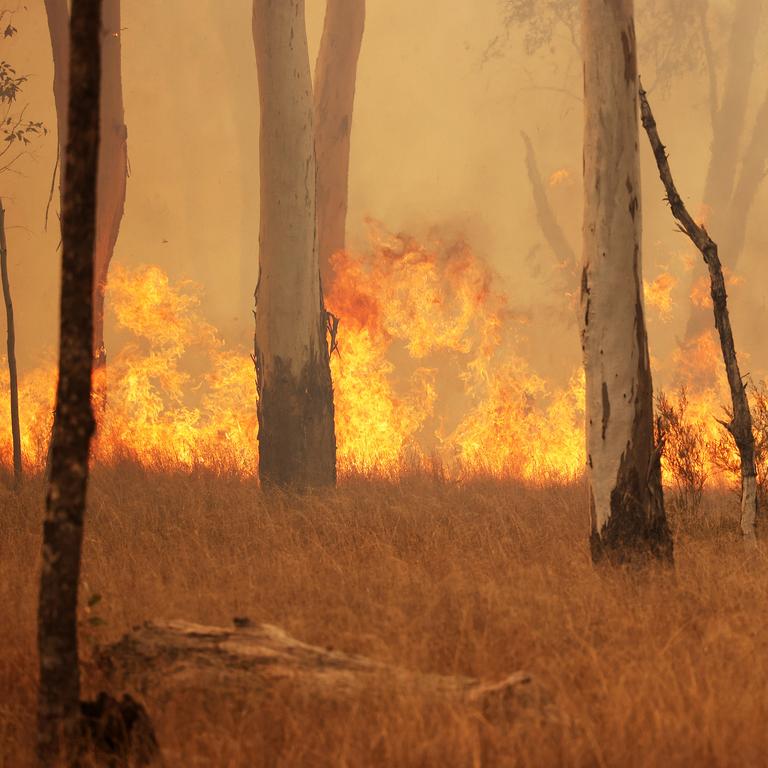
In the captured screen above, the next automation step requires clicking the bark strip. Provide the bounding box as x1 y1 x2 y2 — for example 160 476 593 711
0 201 22 486
36 0 101 761
639 85 758 543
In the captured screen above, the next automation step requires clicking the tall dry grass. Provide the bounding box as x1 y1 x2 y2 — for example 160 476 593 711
1 463 767 767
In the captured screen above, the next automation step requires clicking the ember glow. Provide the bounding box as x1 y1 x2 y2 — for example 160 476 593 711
0 226 753 484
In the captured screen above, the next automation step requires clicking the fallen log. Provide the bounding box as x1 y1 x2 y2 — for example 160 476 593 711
96 619 545 720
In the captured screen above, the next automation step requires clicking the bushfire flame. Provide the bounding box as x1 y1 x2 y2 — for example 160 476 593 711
0 225 757 488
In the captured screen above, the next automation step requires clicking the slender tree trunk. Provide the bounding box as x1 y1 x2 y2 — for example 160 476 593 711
520 130 576 276
45 0 127 396
683 0 762 344
580 0 672 564
44 0 69 174
36 0 100 761
0 201 21 487
252 0 336 489
313 0 365 290
93 0 127 391
640 87 758 544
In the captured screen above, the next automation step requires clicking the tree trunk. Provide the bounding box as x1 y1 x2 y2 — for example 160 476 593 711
0 201 21 487
580 0 672 564
313 0 366 290
45 0 128 395
36 0 101 761
96 620 546 720
93 0 128 392
640 87 758 544
520 130 577 280
252 0 336 489
683 0 762 344
44 0 69 175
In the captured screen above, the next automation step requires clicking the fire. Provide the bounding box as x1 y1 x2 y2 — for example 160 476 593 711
548 168 571 187
0 224 758 489
644 272 677 320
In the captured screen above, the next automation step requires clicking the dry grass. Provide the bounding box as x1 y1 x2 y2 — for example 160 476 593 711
1 464 768 766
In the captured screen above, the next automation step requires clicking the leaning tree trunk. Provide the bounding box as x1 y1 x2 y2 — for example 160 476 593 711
252 0 336 489
0 201 21 486
640 87 758 544
36 0 101 761
580 0 672 564
45 0 128 399
313 0 366 291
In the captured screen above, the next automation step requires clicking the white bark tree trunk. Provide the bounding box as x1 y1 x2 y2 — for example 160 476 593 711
313 0 366 291
580 0 672 563
252 0 336 489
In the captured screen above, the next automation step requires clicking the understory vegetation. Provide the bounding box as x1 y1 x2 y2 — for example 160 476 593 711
1 463 766 767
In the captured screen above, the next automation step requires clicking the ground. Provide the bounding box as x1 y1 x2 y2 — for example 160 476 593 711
1 465 767 766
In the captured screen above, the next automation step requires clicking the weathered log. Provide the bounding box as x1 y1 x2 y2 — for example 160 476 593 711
96 620 543 719
639 84 758 543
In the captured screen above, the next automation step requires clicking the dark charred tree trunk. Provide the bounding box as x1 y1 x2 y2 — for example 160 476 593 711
36 0 101 761
580 0 672 565
640 86 758 543
252 0 336 489
45 0 128 402
313 0 366 290
0 201 21 487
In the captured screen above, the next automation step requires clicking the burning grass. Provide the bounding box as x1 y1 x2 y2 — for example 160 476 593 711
1 464 768 766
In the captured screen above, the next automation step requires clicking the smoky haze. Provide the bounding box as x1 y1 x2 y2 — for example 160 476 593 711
3 0 767 391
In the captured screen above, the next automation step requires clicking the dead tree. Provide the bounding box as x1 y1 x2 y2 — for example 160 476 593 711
36 0 101 760
639 85 758 543
0 202 21 486
313 0 366 290
252 0 336 489
580 0 672 564
96 619 546 721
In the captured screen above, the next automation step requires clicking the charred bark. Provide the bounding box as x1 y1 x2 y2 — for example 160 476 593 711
252 0 336 489
0 202 22 487
36 0 101 761
314 0 366 290
580 0 672 565
640 86 758 543
254 338 336 489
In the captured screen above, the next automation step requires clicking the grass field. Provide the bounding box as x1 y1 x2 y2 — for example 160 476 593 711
1 464 767 766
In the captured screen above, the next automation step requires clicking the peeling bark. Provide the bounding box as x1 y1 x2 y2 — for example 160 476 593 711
252 0 336 489
314 0 366 290
96 620 545 720
36 0 101 761
640 86 758 544
0 202 21 487
580 0 672 564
